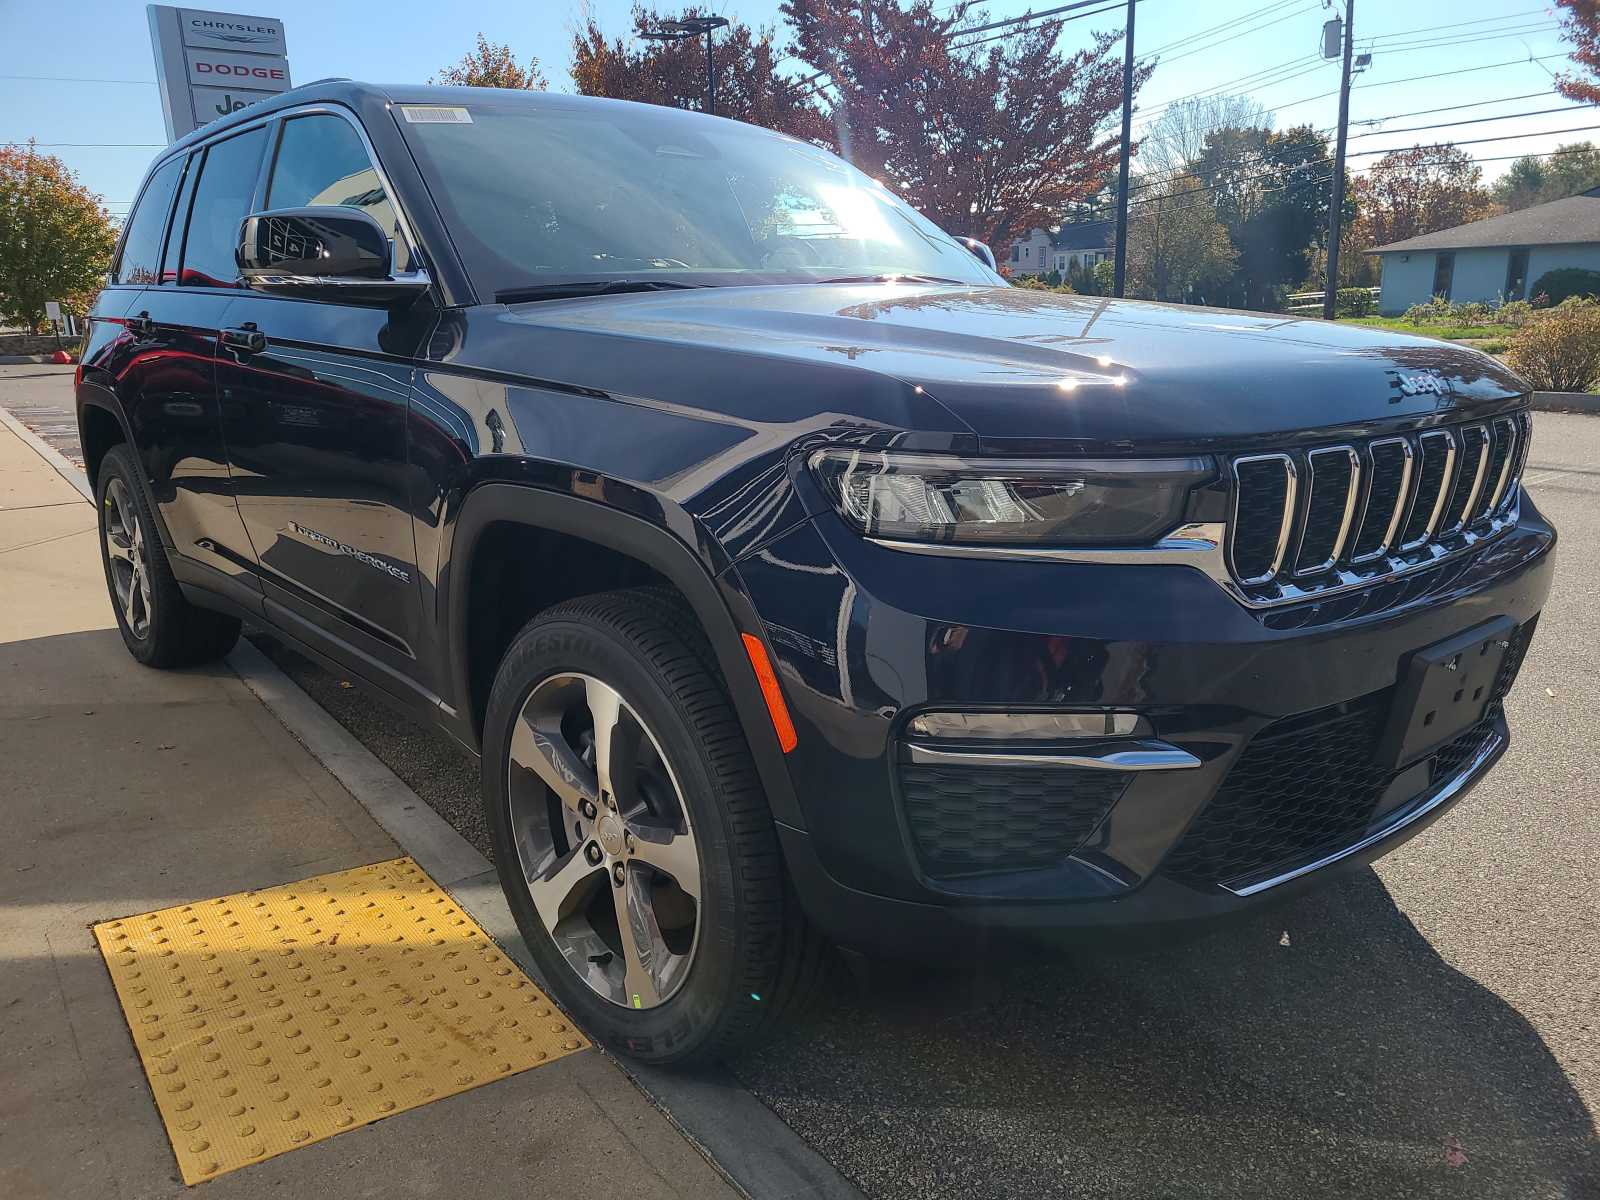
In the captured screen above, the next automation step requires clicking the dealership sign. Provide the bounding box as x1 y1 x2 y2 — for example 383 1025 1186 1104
147 6 291 142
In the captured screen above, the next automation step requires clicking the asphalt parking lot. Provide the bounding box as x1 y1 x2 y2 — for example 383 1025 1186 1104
4 366 1596 1198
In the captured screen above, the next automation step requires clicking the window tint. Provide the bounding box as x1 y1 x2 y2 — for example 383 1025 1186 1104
178 126 266 289
268 114 407 270
114 156 184 285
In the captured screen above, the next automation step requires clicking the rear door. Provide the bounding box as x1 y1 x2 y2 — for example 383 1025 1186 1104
109 131 266 600
216 108 432 691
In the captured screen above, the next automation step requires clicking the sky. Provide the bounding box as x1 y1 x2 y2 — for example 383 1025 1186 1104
0 0 1590 224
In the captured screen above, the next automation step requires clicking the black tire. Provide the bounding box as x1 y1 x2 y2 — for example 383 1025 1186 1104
482 587 825 1064
95 444 240 668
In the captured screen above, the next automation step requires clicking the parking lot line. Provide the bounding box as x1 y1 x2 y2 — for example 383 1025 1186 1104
93 857 589 1184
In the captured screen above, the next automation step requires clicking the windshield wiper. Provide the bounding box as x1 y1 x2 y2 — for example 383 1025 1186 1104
810 273 971 286
495 279 709 304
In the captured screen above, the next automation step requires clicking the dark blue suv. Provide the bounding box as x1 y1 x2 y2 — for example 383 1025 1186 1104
79 81 1553 1063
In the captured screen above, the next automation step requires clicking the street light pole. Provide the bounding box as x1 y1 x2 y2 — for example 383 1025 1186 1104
1323 0 1355 320
1112 0 1136 299
642 16 730 115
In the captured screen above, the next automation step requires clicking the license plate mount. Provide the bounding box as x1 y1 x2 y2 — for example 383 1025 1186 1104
1378 617 1514 769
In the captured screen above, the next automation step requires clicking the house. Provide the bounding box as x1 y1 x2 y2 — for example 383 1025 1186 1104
1369 186 1600 313
1005 220 1113 276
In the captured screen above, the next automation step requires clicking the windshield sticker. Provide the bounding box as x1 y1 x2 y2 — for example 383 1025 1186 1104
400 105 473 124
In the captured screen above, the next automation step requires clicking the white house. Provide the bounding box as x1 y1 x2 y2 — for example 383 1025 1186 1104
1005 220 1113 276
1370 186 1600 313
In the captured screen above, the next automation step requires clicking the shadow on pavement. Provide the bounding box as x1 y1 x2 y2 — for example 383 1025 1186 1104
731 870 1599 1200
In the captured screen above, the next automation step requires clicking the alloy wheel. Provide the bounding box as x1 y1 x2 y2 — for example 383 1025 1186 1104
103 477 152 639
506 673 701 1010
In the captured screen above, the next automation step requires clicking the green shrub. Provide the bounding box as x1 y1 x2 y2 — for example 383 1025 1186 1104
1403 295 1456 324
1504 298 1600 392
1457 301 1494 326
1528 268 1600 306
1335 288 1375 317
1496 299 1534 327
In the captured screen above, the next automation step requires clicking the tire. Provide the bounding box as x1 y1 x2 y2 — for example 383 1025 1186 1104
95 444 240 668
482 587 825 1064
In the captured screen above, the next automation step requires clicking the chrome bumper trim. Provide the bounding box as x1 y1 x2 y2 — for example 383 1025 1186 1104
904 741 1201 772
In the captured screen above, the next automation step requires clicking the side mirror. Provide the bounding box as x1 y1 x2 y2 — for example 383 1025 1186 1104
956 236 997 272
237 207 429 304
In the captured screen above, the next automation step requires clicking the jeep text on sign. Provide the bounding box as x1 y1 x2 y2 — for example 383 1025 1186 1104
147 4 290 142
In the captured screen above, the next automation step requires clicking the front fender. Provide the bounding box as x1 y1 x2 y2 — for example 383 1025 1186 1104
439 481 806 829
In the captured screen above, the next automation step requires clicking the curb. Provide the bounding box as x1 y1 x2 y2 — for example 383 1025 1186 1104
0 396 863 1200
0 402 92 501
0 353 57 364
1531 390 1600 414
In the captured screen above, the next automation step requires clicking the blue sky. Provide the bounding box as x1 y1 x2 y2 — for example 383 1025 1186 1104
0 0 1589 223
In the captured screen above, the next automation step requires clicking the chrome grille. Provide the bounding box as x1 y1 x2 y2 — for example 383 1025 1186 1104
1225 412 1528 605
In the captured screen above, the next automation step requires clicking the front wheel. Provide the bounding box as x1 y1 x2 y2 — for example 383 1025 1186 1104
481 589 824 1064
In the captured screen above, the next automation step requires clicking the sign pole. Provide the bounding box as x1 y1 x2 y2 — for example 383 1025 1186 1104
1112 0 1136 299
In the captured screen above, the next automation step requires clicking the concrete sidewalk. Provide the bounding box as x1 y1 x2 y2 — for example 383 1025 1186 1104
0 417 738 1197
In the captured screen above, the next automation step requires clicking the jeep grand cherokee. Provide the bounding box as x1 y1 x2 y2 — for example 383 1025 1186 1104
79 81 1554 1064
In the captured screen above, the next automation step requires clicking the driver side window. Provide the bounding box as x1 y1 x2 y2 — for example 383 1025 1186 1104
267 114 410 272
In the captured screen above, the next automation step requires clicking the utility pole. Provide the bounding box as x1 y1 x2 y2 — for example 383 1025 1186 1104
641 16 730 115
1322 0 1354 320
1112 0 1136 299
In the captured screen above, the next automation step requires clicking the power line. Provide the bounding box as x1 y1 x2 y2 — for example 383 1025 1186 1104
1142 0 1308 58
1152 3 1323 68
1271 53 1569 114
0 74 157 85
1346 121 1600 158
1 142 164 148
1363 7 1551 42
951 1 1126 50
1348 104 1597 140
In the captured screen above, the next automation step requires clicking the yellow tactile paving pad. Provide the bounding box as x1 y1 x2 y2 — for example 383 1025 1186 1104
93 857 588 1183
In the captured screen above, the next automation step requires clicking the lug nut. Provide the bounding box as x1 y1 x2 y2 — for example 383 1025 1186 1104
585 842 603 865
580 799 597 820
612 863 625 888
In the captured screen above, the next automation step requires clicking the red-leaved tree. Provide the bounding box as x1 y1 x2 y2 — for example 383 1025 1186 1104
572 8 832 146
782 0 1149 248
1555 0 1600 104
1348 144 1493 248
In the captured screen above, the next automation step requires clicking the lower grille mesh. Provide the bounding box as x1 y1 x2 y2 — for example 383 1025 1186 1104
1162 620 1534 890
899 762 1130 878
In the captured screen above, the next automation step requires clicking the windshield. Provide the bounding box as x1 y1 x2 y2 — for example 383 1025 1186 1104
395 96 1001 299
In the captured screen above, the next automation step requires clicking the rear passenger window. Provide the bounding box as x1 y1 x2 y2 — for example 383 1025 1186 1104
114 156 184 285
178 126 267 289
267 114 409 271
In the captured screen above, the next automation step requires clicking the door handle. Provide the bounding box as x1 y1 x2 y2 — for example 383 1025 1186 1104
127 310 154 336
221 324 267 355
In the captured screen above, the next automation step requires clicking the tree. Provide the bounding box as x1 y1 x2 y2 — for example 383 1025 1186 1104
572 8 831 145
1139 93 1271 179
782 0 1151 248
1493 142 1600 210
1554 0 1600 104
0 143 116 332
1347 144 1492 248
1125 174 1237 303
1187 124 1342 309
432 33 547 89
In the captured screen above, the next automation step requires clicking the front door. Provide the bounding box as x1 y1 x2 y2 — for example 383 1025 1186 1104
217 110 431 693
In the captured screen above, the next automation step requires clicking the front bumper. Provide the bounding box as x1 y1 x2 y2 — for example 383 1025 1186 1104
730 491 1555 959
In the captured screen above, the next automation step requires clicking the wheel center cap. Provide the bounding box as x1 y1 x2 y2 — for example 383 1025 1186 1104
597 812 625 857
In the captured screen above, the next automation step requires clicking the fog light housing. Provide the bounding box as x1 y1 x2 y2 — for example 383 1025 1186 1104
906 711 1151 740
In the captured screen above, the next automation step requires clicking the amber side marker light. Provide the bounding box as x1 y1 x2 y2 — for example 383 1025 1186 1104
741 632 798 753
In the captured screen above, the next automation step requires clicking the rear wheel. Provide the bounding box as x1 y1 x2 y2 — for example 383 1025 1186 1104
482 588 823 1064
96 445 240 667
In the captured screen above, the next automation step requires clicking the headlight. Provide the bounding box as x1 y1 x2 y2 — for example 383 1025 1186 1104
809 448 1212 546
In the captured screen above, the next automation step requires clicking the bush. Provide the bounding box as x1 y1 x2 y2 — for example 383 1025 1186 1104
1403 295 1456 324
1503 298 1600 392
1335 288 1375 317
1497 299 1534 327
1528 268 1600 306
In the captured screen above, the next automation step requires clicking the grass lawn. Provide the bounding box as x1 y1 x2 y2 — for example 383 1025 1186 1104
1337 315 1509 341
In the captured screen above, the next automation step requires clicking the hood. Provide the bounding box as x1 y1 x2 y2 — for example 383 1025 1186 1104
504 283 1528 448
